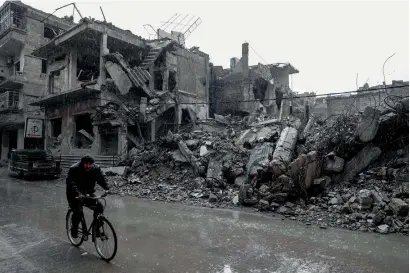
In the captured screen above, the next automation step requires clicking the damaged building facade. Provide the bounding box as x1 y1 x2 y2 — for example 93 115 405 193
0 1 73 160
209 42 299 118
30 18 209 159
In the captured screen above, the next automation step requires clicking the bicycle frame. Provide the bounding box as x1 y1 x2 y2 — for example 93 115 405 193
77 196 107 242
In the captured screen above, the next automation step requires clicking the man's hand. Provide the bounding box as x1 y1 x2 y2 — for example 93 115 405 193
76 194 85 201
102 190 110 197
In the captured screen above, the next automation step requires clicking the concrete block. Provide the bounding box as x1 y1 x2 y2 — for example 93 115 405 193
101 166 127 176
390 198 408 216
271 127 298 165
355 106 381 142
340 145 382 183
105 61 133 95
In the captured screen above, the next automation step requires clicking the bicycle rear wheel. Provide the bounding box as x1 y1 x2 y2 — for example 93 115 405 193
66 209 85 247
93 216 117 262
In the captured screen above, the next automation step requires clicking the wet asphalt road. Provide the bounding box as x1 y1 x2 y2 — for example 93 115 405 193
0 168 408 273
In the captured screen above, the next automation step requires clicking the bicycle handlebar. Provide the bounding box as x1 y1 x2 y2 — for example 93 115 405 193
76 192 108 200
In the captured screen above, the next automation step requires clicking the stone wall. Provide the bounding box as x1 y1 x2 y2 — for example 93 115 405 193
178 91 208 120
326 84 409 117
46 98 100 154
176 48 209 100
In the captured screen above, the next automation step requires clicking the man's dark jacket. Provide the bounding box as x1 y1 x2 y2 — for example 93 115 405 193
66 162 109 199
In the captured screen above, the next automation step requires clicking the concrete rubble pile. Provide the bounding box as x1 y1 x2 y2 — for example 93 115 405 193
108 118 254 208
108 100 409 235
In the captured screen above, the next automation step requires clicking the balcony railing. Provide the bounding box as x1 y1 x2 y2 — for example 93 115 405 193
0 3 27 36
0 91 19 111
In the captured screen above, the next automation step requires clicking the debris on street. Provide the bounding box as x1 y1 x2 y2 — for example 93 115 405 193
107 106 409 235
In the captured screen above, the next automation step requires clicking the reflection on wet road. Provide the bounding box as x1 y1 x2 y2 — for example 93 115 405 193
0 171 408 273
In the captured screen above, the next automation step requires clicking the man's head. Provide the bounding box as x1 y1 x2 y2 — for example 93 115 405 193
80 154 94 171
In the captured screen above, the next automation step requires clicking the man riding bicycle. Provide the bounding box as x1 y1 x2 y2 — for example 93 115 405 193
66 155 110 238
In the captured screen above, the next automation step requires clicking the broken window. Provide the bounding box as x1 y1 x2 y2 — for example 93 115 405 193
54 54 66 62
181 109 192 125
275 86 283 110
169 71 176 91
154 71 163 90
77 54 99 83
156 107 176 136
100 125 118 156
50 118 62 137
41 59 47 74
48 71 58 94
74 114 94 149
252 78 269 101
44 25 59 39
14 61 20 74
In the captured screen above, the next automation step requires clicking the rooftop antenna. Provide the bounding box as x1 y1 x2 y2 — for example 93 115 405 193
41 2 83 23
162 14 182 31
183 17 202 39
100 6 106 22
179 15 196 33
159 13 179 31
143 24 162 39
171 14 189 31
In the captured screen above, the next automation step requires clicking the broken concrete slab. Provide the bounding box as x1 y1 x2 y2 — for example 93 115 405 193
200 145 210 157
234 175 247 187
305 151 320 189
289 153 307 179
250 118 280 128
246 142 274 178
105 61 133 95
177 139 200 172
339 145 382 183
101 166 127 176
207 158 223 182
214 114 230 125
77 129 94 142
235 126 280 146
395 97 409 114
324 153 344 173
377 224 389 234
312 176 331 193
355 106 381 142
271 127 298 166
358 189 373 210
170 150 188 163
105 53 154 98
390 198 409 216
186 139 199 148
302 115 317 137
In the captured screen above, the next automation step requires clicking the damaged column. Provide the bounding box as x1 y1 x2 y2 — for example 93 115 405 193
118 123 128 159
98 31 108 87
162 69 169 91
270 127 298 174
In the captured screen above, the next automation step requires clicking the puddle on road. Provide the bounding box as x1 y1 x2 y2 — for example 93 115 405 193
215 253 337 273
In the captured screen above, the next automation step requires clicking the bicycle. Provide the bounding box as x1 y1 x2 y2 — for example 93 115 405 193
65 192 118 262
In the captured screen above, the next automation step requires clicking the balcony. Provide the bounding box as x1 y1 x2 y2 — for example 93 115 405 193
0 71 24 92
0 91 20 112
0 2 27 57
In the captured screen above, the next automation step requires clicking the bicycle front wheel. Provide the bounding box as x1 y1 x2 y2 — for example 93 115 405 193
93 216 117 262
66 209 85 247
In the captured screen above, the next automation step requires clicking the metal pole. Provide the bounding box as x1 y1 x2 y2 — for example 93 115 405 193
383 52 396 86
382 52 396 102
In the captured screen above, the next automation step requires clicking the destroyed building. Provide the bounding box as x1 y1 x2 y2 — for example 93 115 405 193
29 17 209 161
0 1 73 160
209 42 299 118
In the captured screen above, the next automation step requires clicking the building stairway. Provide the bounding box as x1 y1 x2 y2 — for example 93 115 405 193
140 48 162 69
54 155 117 169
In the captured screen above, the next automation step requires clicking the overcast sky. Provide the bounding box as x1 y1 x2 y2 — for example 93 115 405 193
17 0 410 94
